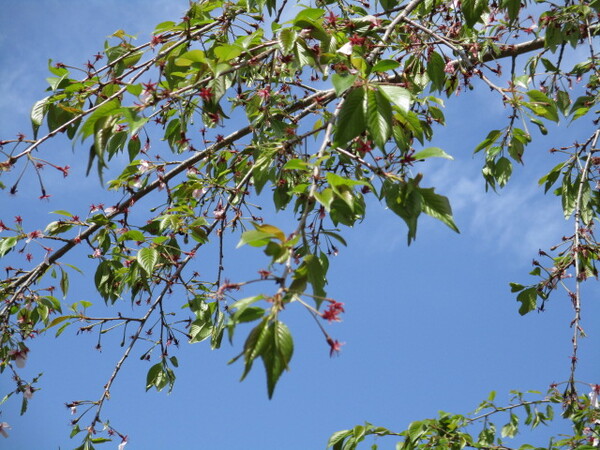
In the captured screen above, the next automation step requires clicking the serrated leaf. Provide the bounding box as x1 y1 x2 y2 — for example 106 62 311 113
367 88 392 149
419 187 459 233
412 147 453 160
0 236 18 258
237 318 271 380
371 59 400 73
137 247 158 275
79 99 120 141
214 44 242 62
383 179 422 244
335 87 366 145
461 0 487 27
526 90 559 122
31 96 50 139
331 73 358 97
378 85 411 112
426 52 445 92
174 49 206 66
278 28 296 54
474 129 502 153
43 315 73 331
328 430 351 448
255 223 286 241
494 156 512 187
263 320 294 398
502 0 521 22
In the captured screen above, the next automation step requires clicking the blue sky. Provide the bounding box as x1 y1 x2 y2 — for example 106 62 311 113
1 2 599 449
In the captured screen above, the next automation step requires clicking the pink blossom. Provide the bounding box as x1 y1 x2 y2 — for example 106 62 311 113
92 248 102 258
138 160 152 174
23 385 33 400
321 300 345 322
8 347 29 368
326 337 344 357
444 61 456 74
0 422 11 438
26 230 43 243
118 438 128 450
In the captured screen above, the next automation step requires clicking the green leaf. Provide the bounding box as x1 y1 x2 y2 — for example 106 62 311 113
328 430 351 448
145 363 162 391
293 8 325 26
378 85 411 112
175 50 206 66
322 230 348 247
282 159 310 170
419 187 459 233
412 147 453 160
526 90 559 122
517 287 537 315
189 318 213 343
59 268 69 298
230 295 264 313
31 96 50 139
120 107 148 136
331 73 358 97
0 236 18 257
263 320 294 398
509 282 525 293
43 315 73 331
426 52 445 92
79 100 121 141
366 88 392 149
239 318 271 380
383 179 422 244
494 157 512 187
502 0 521 22
137 247 158 275
314 188 334 211
555 90 571 116
561 175 577 219
371 59 400 73
474 129 502 153
278 28 296 54
461 0 487 28
214 44 242 62
335 87 366 145
569 95 593 121
237 230 273 248
304 254 327 303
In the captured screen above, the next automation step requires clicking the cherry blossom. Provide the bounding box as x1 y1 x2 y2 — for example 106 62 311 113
0 422 11 438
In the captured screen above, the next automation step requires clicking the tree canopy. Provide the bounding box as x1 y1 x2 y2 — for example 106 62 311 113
0 0 599 448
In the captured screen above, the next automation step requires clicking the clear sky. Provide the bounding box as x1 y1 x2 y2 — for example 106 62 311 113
0 2 599 449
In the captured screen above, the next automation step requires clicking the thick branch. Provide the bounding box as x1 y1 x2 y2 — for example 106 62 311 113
448 37 545 70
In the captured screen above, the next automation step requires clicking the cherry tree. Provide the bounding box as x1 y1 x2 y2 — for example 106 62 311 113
1 0 599 448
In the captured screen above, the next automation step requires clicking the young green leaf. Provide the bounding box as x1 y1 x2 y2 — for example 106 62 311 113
137 247 158 275
412 147 453 160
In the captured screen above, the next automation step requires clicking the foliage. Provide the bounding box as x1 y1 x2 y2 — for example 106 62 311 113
0 0 599 447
